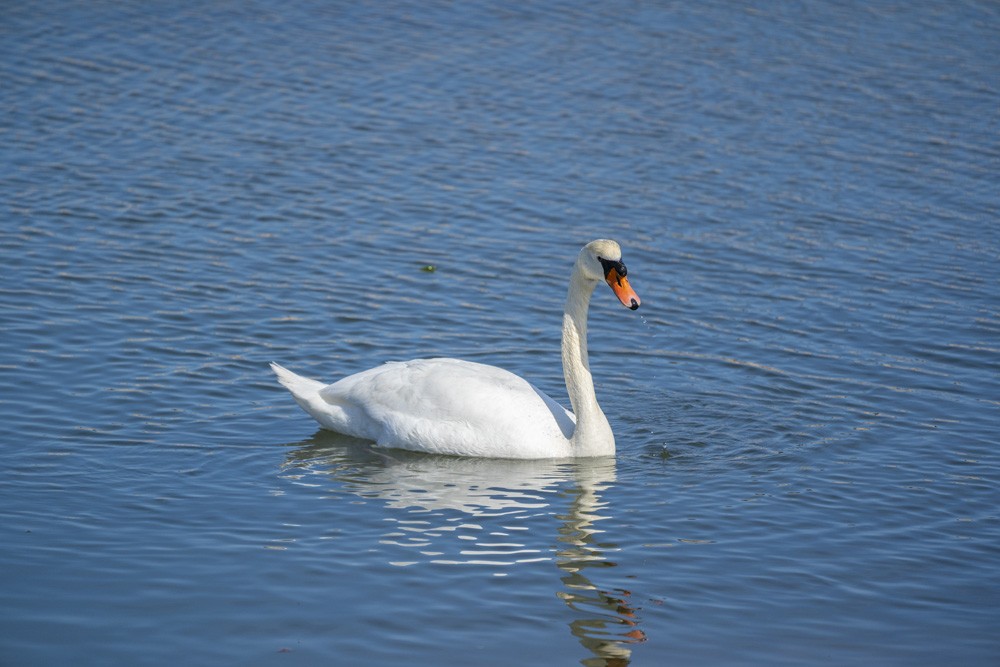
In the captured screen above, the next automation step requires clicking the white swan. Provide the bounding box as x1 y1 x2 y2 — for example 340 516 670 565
270 239 640 459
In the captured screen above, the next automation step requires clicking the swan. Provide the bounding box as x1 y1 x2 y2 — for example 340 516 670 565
270 239 641 459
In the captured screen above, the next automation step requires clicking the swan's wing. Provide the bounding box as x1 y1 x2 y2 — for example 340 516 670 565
318 358 575 457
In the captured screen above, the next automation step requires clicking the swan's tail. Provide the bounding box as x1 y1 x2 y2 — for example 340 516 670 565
270 362 364 435
270 361 328 414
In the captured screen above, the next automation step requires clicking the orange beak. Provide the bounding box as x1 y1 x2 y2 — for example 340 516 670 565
605 268 641 310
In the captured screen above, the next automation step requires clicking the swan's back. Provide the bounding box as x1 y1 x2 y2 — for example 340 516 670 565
313 358 575 458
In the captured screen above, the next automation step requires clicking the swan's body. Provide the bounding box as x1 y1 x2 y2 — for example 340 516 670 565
273 358 577 458
271 239 640 459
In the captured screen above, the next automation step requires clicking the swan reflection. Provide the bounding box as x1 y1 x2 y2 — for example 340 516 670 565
281 431 646 665
557 466 647 665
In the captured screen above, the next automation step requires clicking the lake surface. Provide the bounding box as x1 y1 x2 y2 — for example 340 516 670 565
2 1 998 664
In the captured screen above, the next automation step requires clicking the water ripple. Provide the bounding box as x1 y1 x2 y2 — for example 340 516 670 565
1 0 998 665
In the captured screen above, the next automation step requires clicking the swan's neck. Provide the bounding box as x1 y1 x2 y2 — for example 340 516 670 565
562 265 614 456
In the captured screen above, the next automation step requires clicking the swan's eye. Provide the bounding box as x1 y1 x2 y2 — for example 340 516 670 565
598 256 627 278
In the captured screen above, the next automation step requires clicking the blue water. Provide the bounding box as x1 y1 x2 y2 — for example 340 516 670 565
2 1 999 664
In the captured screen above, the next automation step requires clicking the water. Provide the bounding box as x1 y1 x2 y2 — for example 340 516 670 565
2 1 998 664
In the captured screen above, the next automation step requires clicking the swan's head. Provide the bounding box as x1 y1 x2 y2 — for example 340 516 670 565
579 239 641 310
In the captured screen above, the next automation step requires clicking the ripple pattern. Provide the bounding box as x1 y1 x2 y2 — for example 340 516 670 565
1 1 998 665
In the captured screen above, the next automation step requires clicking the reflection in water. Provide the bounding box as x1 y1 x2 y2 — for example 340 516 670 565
281 431 646 665
557 467 647 666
